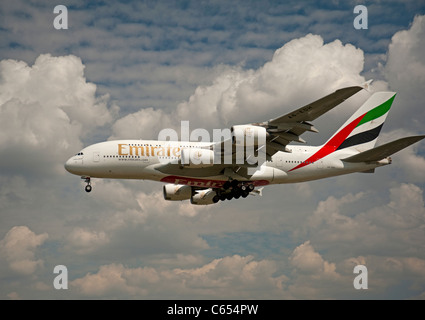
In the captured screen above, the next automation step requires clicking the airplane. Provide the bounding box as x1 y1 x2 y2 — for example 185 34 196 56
65 82 425 205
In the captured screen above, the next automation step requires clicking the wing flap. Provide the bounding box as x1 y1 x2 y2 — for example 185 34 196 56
342 135 425 163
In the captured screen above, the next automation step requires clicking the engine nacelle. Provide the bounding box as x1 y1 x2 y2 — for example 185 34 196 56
231 125 268 147
181 148 214 168
190 189 219 205
163 184 192 201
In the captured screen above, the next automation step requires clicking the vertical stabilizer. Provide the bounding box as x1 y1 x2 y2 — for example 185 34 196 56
325 92 396 152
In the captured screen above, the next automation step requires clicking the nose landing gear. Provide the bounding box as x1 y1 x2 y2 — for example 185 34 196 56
82 176 92 192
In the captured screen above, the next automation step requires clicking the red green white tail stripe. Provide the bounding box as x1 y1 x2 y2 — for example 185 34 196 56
289 92 396 172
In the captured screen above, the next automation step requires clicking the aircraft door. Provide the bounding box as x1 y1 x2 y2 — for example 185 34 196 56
277 155 284 167
93 151 100 162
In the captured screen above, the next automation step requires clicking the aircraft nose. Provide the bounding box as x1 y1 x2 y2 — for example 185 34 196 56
65 151 86 175
64 158 74 173
65 156 82 174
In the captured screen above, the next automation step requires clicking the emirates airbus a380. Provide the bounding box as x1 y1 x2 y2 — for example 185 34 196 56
65 82 424 205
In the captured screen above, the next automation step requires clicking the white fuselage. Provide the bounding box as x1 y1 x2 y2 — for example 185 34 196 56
64 140 389 188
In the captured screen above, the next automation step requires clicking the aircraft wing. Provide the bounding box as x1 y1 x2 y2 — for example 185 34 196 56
215 84 367 159
259 85 365 156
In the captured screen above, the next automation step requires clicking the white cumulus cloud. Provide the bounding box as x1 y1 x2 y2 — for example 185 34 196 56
110 34 368 143
290 240 339 280
0 226 48 275
71 255 285 299
0 54 115 174
382 15 425 133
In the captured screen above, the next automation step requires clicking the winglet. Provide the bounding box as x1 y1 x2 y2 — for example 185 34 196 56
361 79 373 91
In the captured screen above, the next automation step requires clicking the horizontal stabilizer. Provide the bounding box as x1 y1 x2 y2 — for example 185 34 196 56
250 187 264 197
342 135 425 163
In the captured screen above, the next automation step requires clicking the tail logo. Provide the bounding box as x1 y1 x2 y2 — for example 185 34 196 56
289 94 395 172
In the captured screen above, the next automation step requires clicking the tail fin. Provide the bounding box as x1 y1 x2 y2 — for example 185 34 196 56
325 92 396 152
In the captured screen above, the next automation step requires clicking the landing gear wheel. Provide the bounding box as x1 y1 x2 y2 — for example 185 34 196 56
223 181 231 190
232 188 241 198
231 180 239 189
82 177 92 193
248 184 255 191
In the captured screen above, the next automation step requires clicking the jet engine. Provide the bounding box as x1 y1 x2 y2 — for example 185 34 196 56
231 125 268 147
181 148 214 168
163 184 192 201
190 189 219 205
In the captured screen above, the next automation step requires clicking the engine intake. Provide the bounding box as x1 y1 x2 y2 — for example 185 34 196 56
190 189 219 205
231 125 268 147
163 184 192 201
231 125 268 167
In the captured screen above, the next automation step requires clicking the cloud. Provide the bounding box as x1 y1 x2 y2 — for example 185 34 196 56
385 15 425 94
365 183 425 249
6 292 21 300
71 263 151 297
177 34 366 131
71 254 285 299
382 15 425 133
0 226 48 275
68 185 425 300
110 107 174 140
290 241 339 279
0 54 115 175
302 182 425 264
63 180 210 259
286 240 346 299
340 255 425 298
67 228 109 255
173 255 284 297
111 33 367 143
307 192 366 241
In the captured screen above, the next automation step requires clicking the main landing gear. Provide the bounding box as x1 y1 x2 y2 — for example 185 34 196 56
213 180 255 203
82 176 92 193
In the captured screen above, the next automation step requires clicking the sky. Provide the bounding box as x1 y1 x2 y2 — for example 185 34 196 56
0 0 425 300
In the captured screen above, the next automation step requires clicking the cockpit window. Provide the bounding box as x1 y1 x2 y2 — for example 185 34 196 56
75 152 84 156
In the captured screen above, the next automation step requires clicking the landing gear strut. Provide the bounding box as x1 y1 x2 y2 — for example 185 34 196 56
82 177 92 193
